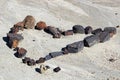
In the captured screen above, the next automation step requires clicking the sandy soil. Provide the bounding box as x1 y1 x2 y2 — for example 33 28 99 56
0 0 120 80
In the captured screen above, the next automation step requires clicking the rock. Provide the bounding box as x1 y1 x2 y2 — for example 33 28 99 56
45 55 52 61
27 59 36 66
22 57 31 63
10 27 19 34
35 21 47 30
73 25 85 34
45 26 61 38
7 33 23 48
92 28 103 35
14 22 24 30
62 30 73 36
84 35 100 47
49 51 63 58
40 64 48 74
16 48 27 58
65 41 84 53
36 57 45 64
53 67 61 73
104 27 117 37
85 26 93 34
99 31 110 43
62 48 69 55
23 15 35 29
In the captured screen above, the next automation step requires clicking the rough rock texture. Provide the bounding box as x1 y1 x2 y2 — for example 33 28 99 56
65 41 84 53
36 57 45 64
73 25 85 34
35 21 47 30
84 35 100 47
23 15 35 29
14 22 24 30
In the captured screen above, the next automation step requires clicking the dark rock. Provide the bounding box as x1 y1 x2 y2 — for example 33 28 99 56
16 48 27 58
53 67 61 72
22 57 31 63
7 33 23 48
49 51 63 58
84 35 100 47
65 41 84 53
36 57 45 64
23 15 35 29
85 26 93 34
13 47 19 51
92 28 103 35
62 30 73 36
27 59 36 66
45 26 61 38
99 31 110 43
104 27 117 37
73 25 85 34
45 55 52 61
62 48 69 55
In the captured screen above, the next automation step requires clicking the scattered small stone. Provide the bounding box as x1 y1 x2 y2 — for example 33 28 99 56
85 26 93 34
40 64 48 74
116 25 119 28
53 67 61 73
109 58 116 62
23 15 35 29
73 25 85 34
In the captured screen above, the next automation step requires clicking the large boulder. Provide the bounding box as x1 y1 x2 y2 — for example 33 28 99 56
23 15 35 29
73 25 85 34
84 35 100 47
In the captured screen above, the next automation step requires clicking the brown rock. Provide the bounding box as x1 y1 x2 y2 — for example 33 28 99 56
23 15 35 29
35 21 47 30
12 39 19 48
22 57 31 63
16 48 27 58
14 22 24 31
36 57 45 64
27 59 36 66
62 30 73 36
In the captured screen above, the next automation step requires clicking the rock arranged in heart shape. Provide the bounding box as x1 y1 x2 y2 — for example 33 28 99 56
4 15 118 74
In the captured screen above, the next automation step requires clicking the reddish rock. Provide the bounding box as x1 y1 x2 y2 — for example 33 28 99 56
14 22 24 31
23 15 35 29
62 30 73 36
35 21 47 30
